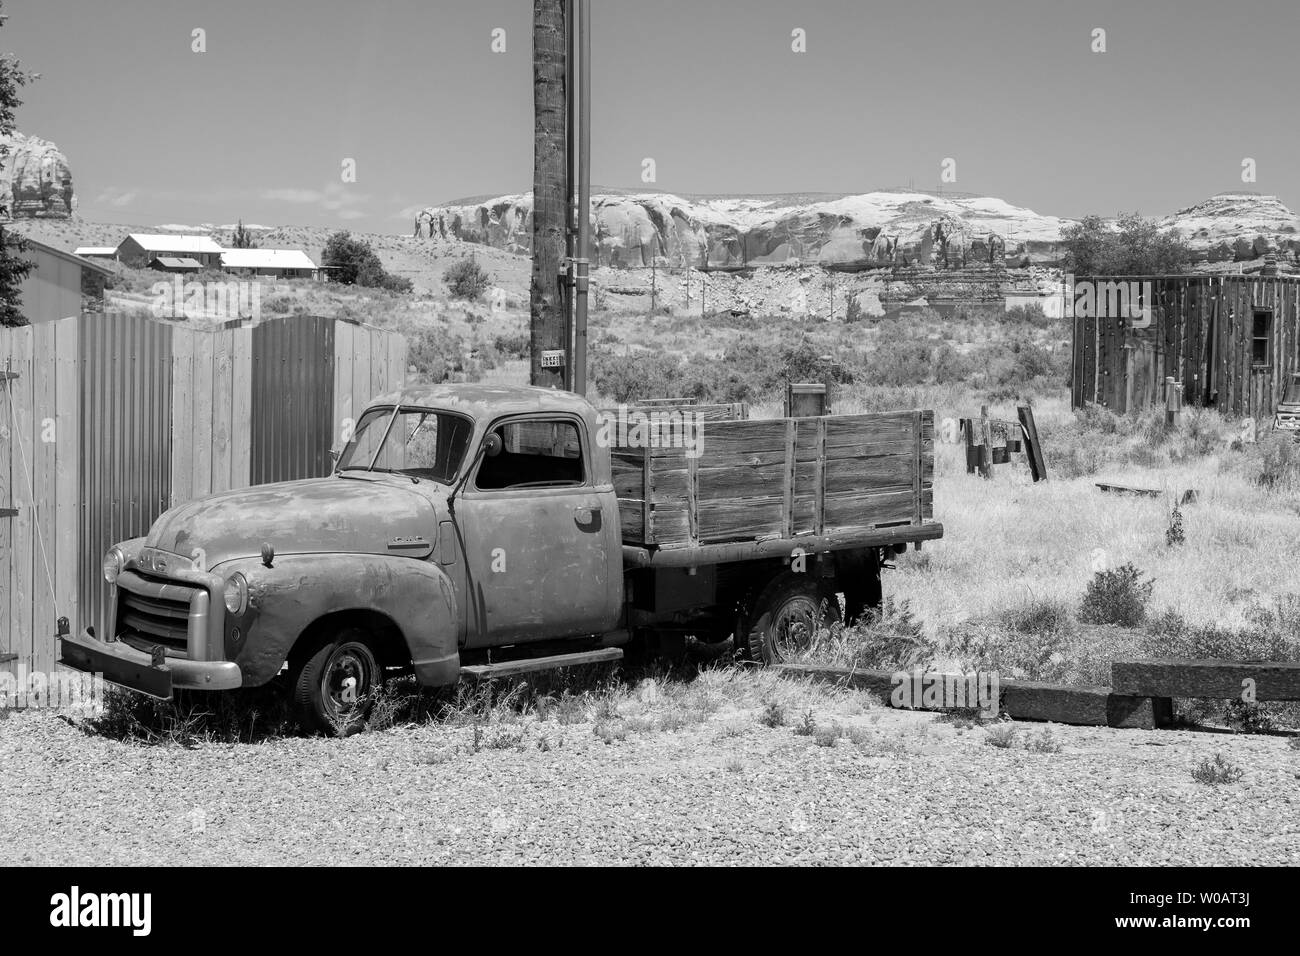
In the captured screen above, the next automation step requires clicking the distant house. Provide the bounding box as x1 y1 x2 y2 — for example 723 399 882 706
115 233 223 268
149 256 204 273
73 246 118 261
219 248 319 279
12 236 115 323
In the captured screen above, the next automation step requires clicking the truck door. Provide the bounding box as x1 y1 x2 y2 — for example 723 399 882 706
456 414 620 647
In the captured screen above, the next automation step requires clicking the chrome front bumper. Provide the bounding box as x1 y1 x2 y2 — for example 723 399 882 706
60 628 243 699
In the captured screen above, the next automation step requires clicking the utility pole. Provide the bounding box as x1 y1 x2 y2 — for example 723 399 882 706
569 0 591 396
530 0 568 389
650 256 657 312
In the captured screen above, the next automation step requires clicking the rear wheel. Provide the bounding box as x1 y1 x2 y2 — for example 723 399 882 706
741 573 841 665
289 626 381 735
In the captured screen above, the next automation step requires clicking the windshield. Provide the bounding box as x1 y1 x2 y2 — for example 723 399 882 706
336 407 474 484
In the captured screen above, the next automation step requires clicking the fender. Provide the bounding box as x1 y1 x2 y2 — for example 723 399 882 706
217 553 459 687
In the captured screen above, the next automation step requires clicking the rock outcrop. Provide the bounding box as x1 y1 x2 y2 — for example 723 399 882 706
422 189 1069 270
0 132 76 218
422 189 1300 270
1161 193 1300 263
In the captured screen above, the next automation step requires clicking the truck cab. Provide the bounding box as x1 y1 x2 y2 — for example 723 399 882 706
63 385 625 730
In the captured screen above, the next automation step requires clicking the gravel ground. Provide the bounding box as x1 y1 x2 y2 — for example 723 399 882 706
2 676 1299 866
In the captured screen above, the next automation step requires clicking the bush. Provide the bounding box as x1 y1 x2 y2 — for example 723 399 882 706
1079 564 1153 627
1256 431 1300 489
322 231 410 292
1191 752 1244 786
407 327 465 382
444 258 491 301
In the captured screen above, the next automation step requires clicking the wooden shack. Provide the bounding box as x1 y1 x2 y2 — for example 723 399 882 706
1071 273 1300 421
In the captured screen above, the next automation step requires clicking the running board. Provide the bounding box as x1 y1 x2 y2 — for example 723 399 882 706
460 647 624 681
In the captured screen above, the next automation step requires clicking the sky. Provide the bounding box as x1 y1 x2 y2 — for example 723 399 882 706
7 0 1298 234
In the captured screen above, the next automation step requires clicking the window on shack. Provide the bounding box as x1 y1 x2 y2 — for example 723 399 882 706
475 418 585 491
1252 310 1273 367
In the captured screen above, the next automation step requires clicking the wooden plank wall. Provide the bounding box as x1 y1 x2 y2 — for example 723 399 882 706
331 320 408 453
171 324 255 504
615 410 935 550
1072 275 1300 421
0 317 80 677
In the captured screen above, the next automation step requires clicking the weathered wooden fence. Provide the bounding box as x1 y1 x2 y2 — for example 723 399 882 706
0 313 406 676
1071 274 1300 421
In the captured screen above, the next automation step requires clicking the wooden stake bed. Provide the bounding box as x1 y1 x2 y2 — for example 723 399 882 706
612 409 936 550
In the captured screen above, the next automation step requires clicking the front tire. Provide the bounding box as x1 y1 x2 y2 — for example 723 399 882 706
741 573 841 665
290 627 381 735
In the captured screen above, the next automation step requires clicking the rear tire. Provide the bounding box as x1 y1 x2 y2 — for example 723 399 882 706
741 573 841 665
289 626 381 735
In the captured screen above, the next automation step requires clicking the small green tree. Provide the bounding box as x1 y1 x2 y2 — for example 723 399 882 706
1061 212 1192 276
0 1 35 328
444 257 490 301
230 219 257 249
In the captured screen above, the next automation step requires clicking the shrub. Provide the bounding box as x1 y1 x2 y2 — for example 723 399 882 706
444 258 491 301
1165 505 1185 548
1191 752 1244 786
758 699 785 728
984 724 1019 748
1079 564 1153 627
1256 431 1300 490
840 598 932 671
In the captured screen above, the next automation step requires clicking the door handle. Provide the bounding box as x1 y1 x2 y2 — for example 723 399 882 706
574 506 602 532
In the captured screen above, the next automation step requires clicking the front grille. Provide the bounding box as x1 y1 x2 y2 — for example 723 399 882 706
117 587 193 657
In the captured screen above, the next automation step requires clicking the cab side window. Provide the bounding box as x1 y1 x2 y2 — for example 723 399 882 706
475 418 585 490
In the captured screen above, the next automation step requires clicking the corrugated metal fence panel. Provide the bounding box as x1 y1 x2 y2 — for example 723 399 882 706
79 313 173 640
250 315 337 484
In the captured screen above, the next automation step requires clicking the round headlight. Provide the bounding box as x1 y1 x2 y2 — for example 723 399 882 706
223 572 249 616
102 548 125 583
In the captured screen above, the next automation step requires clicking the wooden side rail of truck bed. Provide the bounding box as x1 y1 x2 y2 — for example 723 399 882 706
621 521 944 569
612 409 937 551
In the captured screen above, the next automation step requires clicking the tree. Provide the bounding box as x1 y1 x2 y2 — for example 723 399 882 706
530 0 567 388
322 231 382 285
320 230 412 293
230 219 257 249
0 1 34 327
444 257 490 300
1061 212 1192 276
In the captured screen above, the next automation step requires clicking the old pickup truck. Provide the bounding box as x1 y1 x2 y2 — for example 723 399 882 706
61 384 942 731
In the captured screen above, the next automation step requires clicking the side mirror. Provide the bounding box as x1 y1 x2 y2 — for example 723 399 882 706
484 433 503 458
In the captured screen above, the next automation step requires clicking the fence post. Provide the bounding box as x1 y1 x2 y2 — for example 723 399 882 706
978 405 994 479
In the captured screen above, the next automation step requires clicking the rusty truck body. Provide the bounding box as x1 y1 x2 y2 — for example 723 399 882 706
62 384 942 730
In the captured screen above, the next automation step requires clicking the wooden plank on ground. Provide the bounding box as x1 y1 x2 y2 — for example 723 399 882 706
1112 660 1300 701
774 664 1166 729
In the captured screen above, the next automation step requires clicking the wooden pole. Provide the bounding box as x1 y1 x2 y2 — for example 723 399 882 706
978 404 994 479
530 0 568 389
1017 404 1048 482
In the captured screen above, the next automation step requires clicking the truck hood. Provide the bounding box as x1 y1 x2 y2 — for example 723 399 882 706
144 475 442 569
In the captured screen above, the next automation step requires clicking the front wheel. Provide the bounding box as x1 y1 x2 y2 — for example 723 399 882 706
289 627 381 735
741 573 841 665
